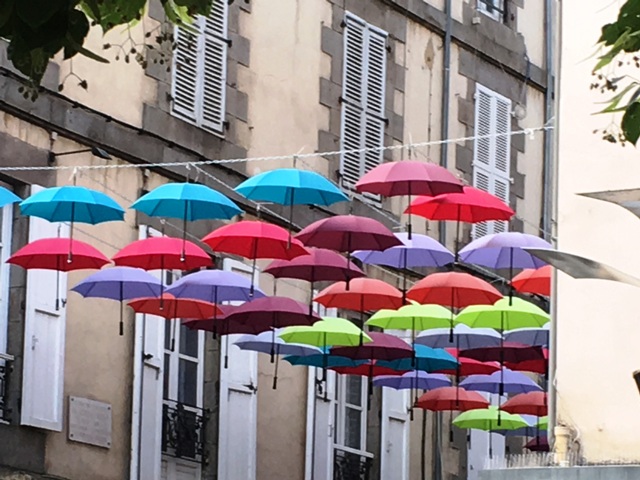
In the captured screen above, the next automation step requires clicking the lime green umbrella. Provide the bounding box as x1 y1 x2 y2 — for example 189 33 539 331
537 415 548 431
453 406 529 457
279 317 371 347
455 297 549 332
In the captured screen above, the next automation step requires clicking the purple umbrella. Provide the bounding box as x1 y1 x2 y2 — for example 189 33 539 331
459 368 542 395
373 371 451 390
353 233 454 269
71 266 162 335
504 324 550 347
459 232 551 270
165 269 265 303
416 324 501 350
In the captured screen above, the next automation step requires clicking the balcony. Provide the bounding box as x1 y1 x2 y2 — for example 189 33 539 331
333 445 373 480
161 401 208 465
0 353 13 423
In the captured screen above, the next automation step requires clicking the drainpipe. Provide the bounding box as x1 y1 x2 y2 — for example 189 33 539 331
438 0 452 250
542 0 555 241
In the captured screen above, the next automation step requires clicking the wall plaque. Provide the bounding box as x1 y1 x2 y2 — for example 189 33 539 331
68 396 112 449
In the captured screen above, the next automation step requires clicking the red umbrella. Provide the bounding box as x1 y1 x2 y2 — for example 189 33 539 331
506 348 548 375
511 266 552 296
331 332 413 361
459 342 546 364
8 238 110 271
224 296 320 333
436 349 501 376
415 386 490 411
112 237 212 271
332 361 408 378
525 437 549 452
202 221 308 260
501 392 548 417
355 161 463 238
314 278 404 312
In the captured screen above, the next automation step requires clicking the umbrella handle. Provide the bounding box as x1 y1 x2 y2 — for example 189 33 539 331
224 334 229 369
407 184 412 240
272 354 279 390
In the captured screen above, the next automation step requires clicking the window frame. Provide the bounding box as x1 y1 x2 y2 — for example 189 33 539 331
334 374 369 454
478 0 505 22
0 203 13 356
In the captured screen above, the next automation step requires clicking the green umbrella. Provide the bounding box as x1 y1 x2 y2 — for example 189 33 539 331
537 415 548 431
454 297 549 332
279 317 371 347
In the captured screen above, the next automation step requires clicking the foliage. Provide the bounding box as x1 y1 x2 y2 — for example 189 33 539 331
0 0 212 98
593 0 640 145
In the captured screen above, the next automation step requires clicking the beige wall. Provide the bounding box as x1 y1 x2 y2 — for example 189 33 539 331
555 0 640 463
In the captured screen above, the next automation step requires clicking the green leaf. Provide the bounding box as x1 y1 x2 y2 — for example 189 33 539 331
16 0 67 29
76 45 109 63
0 0 15 30
595 82 639 114
63 9 90 59
622 102 640 145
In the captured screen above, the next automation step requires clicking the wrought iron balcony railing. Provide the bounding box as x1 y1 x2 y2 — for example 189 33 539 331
333 445 373 480
161 400 208 465
0 352 14 423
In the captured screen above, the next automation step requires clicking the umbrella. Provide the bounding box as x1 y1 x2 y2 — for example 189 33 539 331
459 342 546 364
380 345 458 373
374 371 451 391
406 186 514 259
112 237 212 271
203 221 308 294
130 182 243 258
234 168 349 236
459 368 543 395
455 298 550 332
501 392 548 417
511 265 552 296
71 266 162 335
416 324 502 350
537 416 549 431
506 348 548 375
504 324 550 347
283 352 365 369
332 361 408 378
165 269 265 303
0 187 21 207
434 350 501 376
415 387 490 411
330 332 413 362
354 160 463 237
19 186 124 261
525 437 549 452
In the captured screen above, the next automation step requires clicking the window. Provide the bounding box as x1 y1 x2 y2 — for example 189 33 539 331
478 0 505 22
0 203 13 355
335 375 368 452
472 84 512 238
171 0 229 134
339 13 388 191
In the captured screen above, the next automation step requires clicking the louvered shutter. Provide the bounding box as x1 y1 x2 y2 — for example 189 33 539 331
172 19 203 123
340 14 388 191
472 84 512 237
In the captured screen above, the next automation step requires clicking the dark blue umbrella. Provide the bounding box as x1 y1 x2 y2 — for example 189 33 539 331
71 267 162 335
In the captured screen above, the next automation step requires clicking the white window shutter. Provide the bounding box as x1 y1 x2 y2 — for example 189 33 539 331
172 20 203 123
21 185 69 431
380 389 410 480
364 29 386 118
342 16 366 107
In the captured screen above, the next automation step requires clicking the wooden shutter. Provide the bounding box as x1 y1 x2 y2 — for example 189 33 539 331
340 14 388 190
172 19 203 123
472 84 512 237
21 185 69 431
381 389 410 480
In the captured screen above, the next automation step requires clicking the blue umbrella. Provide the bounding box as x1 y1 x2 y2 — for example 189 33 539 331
0 187 21 208
234 168 349 236
416 324 502 350
283 350 366 369
380 345 458 373
459 368 542 395
71 267 162 335
373 371 451 390
165 269 265 303
504 323 550 347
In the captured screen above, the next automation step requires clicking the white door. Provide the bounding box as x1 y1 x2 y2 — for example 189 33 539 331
218 258 258 480
21 185 70 431
381 388 410 480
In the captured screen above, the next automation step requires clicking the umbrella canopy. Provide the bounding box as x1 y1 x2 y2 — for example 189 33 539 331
506 348 548 375
436 348 501 376
283 353 365 369
332 361 409 377
537 416 549 431
314 278 404 312
455 297 550 331
354 161 463 197
459 368 543 395
112 237 212 271
165 269 265 303
202 221 308 260
223 296 320 334
374 371 451 391
264 247 365 282
0 187 21 207
459 342 546 364
415 387 490 412
367 303 453 331
128 293 222 319
406 186 514 223
525 437 549 452
459 232 552 270
330 332 413 361
511 265 552 296
235 169 349 206
234 330 322 357
279 317 371 347
407 272 503 308
19 185 124 224
453 406 529 431
130 182 243 220
416 324 502 350
501 392 548 417
295 215 402 252
380 345 458 373
352 233 454 269
504 324 550 347
8 238 110 271
71 267 162 300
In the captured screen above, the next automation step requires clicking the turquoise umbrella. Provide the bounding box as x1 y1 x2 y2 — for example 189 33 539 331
379 345 458 372
0 187 21 208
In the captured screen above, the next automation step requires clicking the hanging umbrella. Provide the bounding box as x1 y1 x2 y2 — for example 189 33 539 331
354 160 463 238
165 269 265 303
332 361 408 378
380 345 458 373
511 265 552 296
406 186 514 259
501 392 548 417
416 324 502 350
0 187 21 207
283 352 365 369
537 416 549 431
459 368 543 395
112 237 212 271
234 168 349 236
71 266 162 335
353 233 454 299
455 297 550 332
434 349 500 376
525 437 549 452
330 332 413 362
503 323 550 347
374 371 451 391
506 348 548 375
459 342 546 364
7 238 110 271
130 182 243 258
415 386 490 412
